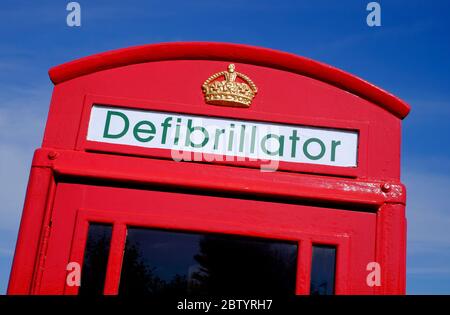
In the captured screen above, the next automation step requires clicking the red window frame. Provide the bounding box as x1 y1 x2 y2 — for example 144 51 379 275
39 182 377 295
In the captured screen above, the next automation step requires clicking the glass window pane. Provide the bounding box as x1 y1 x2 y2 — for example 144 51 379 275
119 228 298 296
79 223 112 295
310 245 336 295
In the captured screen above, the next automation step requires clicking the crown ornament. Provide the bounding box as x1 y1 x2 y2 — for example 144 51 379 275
202 64 258 107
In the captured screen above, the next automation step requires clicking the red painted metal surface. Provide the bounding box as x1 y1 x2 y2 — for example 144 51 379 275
43 183 375 295
48 42 410 119
8 42 409 295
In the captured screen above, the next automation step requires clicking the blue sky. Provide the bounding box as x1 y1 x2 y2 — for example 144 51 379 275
0 0 449 294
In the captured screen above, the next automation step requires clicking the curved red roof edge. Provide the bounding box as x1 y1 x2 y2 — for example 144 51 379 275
48 42 410 119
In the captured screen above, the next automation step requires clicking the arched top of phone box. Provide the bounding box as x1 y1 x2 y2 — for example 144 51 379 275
49 42 410 119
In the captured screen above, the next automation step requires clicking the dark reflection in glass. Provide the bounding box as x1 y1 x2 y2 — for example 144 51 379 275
119 228 298 296
79 223 112 295
310 245 336 295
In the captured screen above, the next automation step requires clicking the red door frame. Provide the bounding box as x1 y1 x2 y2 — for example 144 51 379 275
43 183 372 295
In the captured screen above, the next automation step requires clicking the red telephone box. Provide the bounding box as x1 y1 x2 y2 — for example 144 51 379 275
8 42 410 295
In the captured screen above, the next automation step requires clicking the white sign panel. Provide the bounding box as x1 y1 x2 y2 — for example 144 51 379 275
87 105 358 167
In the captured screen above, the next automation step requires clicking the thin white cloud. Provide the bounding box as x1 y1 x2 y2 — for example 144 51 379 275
0 246 14 257
0 86 48 231
407 267 450 276
403 160 450 289
404 170 450 244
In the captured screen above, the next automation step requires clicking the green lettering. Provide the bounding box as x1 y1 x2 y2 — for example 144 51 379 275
161 117 172 144
239 125 246 152
303 138 325 160
103 111 129 139
228 124 235 151
289 130 300 158
261 134 285 156
133 120 156 142
250 126 257 154
214 129 226 150
185 119 209 148
330 140 341 162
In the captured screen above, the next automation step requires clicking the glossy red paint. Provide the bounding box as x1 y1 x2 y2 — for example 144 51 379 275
48 42 410 119
8 42 409 295
45 183 373 295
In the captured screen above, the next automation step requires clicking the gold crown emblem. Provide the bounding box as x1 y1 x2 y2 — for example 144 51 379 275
202 64 258 107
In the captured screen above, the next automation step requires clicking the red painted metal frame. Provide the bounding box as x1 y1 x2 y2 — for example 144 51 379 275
8 42 409 295
35 148 407 206
45 183 371 295
76 94 370 178
7 167 55 294
41 44 406 179
9 148 406 294
48 42 410 119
